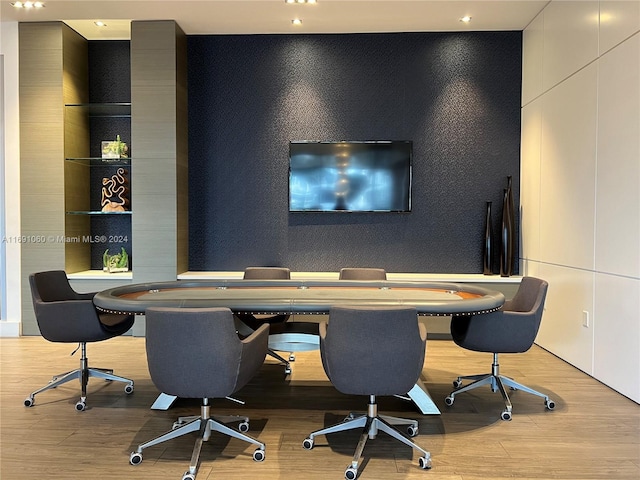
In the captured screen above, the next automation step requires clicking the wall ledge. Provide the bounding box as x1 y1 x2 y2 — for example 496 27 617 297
178 271 523 283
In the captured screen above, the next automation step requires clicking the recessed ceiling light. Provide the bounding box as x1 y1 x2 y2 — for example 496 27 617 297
291 18 303 26
460 16 472 23
94 21 107 27
12 1 45 8
285 0 316 4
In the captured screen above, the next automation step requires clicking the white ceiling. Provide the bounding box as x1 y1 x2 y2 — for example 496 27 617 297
1 0 549 40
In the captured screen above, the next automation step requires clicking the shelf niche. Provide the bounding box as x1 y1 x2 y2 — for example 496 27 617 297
64 41 132 274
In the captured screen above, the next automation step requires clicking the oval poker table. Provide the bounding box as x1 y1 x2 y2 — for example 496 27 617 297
94 279 505 414
94 279 505 316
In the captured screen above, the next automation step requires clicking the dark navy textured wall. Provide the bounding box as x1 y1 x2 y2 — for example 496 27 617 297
188 32 522 273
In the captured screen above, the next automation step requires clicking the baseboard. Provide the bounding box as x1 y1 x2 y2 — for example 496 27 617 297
0 320 21 337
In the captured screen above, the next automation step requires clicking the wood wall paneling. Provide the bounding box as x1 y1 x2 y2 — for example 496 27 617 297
131 20 188 286
19 22 66 335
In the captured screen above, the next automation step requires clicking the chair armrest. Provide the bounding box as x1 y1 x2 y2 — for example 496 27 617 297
77 292 97 301
33 299 109 342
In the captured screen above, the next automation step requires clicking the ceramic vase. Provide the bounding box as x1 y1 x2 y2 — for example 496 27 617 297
500 176 515 277
483 201 494 275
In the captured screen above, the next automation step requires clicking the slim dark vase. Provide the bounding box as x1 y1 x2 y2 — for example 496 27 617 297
500 176 515 277
483 201 494 275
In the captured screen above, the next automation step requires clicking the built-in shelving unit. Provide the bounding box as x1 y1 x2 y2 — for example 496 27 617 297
64 102 132 274
20 20 187 335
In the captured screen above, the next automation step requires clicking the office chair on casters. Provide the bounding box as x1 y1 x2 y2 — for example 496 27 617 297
25 270 134 411
236 266 296 374
302 306 432 479
129 307 268 480
444 276 555 421
338 267 387 281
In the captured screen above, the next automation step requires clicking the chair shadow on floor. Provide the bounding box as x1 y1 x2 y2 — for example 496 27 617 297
423 367 564 435
127 407 269 464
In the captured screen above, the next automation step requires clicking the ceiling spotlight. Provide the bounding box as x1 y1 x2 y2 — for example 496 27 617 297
94 21 107 27
12 1 45 7
460 16 472 23
291 18 303 25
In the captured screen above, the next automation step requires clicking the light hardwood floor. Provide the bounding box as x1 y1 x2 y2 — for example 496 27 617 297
1 336 639 480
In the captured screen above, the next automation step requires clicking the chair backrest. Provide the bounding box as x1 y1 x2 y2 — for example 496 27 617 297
451 276 549 354
30 270 80 303
338 268 387 281
145 307 266 399
504 276 548 314
320 305 425 396
243 267 291 280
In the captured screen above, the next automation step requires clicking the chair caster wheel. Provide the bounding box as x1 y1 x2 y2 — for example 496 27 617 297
453 379 462 388
289 354 296 362
444 395 454 406
545 399 556 410
129 452 143 465
302 438 314 450
407 425 418 437
124 383 134 394
284 365 292 375
253 448 265 461
182 472 195 480
419 455 432 469
345 466 358 480
75 401 86 411
24 397 34 407
500 410 512 421
239 421 250 433
172 421 183 430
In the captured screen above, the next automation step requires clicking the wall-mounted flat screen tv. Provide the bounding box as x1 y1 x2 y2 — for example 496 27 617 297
289 141 412 212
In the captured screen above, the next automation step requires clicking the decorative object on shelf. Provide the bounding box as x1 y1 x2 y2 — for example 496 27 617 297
101 167 129 212
103 247 129 273
101 135 128 159
500 175 515 277
483 201 494 275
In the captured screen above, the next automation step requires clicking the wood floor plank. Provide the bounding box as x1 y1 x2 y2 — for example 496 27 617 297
1 336 638 479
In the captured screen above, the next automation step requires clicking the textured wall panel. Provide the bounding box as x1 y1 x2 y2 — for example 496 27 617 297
595 34 640 278
19 22 67 335
188 32 522 274
131 20 188 282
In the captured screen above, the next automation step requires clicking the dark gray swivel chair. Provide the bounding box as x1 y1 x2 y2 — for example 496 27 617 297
236 267 296 374
25 270 134 411
444 276 555 420
338 267 387 280
303 306 432 479
129 307 268 480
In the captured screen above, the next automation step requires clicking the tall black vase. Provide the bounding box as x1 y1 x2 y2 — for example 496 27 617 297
500 176 515 277
483 201 494 275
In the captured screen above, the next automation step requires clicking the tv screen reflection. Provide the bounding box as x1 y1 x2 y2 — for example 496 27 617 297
289 141 412 212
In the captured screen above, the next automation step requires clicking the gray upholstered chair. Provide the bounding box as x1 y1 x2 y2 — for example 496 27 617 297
338 267 387 280
236 266 296 374
25 270 134 411
129 307 268 480
444 276 555 420
303 306 432 478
